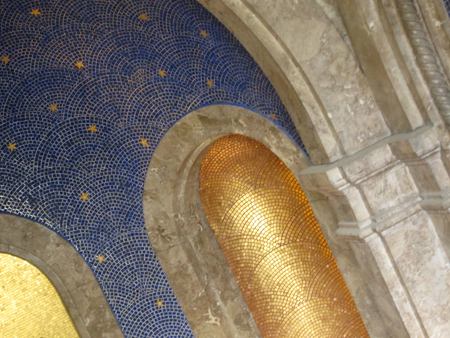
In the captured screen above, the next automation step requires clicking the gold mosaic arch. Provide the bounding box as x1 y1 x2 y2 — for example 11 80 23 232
0 253 80 337
199 135 369 338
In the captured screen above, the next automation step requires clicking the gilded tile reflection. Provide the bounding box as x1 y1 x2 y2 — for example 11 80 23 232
0 253 80 337
200 135 369 338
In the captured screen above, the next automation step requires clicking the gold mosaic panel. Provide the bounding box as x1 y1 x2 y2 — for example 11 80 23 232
0 253 80 337
200 135 369 338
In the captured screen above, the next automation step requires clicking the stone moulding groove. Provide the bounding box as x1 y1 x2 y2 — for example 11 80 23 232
396 0 450 125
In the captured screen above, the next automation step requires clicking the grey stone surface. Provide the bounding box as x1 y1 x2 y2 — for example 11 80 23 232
299 125 450 337
70 280 124 338
0 214 124 338
199 0 391 163
383 211 450 336
417 0 450 81
144 105 310 338
144 96 450 337
337 0 425 132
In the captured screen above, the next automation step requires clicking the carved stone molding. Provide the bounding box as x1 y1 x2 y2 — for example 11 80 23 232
396 0 450 125
299 125 450 337
299 125 449 238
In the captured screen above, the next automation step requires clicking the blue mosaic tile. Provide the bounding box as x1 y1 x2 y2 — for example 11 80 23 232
444 0 450 16
0 0 305 337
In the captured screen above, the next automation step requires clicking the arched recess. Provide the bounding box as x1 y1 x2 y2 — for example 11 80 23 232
143 104 392 337
199 134 370 337
0 213 124 338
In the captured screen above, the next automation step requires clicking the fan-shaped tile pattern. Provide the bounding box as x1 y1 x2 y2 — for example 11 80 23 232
200 135 369 338
0 0 304 337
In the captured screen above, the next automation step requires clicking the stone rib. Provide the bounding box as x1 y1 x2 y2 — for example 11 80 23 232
397 0 450 124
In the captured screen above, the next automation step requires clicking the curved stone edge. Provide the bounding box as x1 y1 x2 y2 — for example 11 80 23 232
416 0 450 81
0 213 125 338
143 104 390 337
198 0 393 161
143 105 307 338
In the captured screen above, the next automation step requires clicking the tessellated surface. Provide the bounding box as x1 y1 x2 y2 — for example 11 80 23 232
0 0 303 336
200 135 369 338
0 253 80 337
444 0 450 15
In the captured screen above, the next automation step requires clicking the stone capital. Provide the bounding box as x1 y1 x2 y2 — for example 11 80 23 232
299 125 450 240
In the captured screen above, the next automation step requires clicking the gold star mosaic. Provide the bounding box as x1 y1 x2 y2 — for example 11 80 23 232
30 8 41 17
199 135 369 338
7 142 16 151
87 125 98 134
0 253 80 337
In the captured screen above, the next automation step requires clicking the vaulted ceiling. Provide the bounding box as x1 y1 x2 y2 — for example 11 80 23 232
0 0 302 336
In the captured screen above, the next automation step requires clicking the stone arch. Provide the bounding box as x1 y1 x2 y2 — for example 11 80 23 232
197 0 393 164
0 213 124 338
143 104 396 337
191 3 450 336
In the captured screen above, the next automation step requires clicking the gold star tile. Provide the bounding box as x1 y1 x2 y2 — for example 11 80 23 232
97 255 105 264
75 61 84 69
80 192 89 201
206 78 214 88
155 300 164 308
158 69 166 77
7 143 16 151
87 125 98 134
140 138 149 147
31 9 41 17
1 56 10 64
139 14 149 21
49 104 58 112
200 30 208 38
270 113 278 120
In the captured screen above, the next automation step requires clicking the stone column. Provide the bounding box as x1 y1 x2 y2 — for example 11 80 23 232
299 126 450 338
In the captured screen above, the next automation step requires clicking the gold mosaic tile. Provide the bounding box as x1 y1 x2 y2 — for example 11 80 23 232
0 253 80 337
200 135 369 338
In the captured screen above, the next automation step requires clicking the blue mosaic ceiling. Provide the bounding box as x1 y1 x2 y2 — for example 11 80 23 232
0 0 303 336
